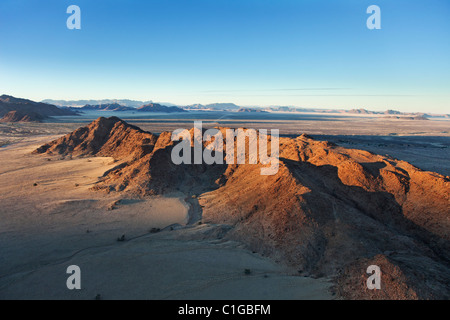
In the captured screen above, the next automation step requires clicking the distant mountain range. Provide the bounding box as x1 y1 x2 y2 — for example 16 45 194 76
66 103 187 113
44 100 243 112
44 99 181 108
42 99 156 108
2 95 448 120
261 106 449 119
0 95 186 123
264 106 422 115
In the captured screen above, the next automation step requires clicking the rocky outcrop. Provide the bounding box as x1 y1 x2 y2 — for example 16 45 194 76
33 116 157 160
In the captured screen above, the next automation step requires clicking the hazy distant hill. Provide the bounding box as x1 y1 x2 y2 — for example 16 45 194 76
137 103 186 113
237 108 268 113
265 106 303 112
385 109 402 115
184 103 241 111
0 95 77 121
346 108 375 114
383 115 429 120
80 104 136 112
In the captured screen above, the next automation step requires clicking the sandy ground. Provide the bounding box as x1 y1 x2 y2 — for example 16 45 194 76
0 224 332 300
0 136 333 299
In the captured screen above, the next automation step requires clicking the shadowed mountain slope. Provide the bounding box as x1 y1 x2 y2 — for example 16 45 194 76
0 95 77 119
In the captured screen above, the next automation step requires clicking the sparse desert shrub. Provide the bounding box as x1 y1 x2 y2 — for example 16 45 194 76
149 228 161 233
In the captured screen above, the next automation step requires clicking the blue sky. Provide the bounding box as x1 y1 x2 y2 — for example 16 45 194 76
0 0 449 112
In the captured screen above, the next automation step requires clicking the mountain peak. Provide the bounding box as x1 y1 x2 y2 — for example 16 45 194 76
34 116 157 159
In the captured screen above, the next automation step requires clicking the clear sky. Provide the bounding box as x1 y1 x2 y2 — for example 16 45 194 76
0 0 449 113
